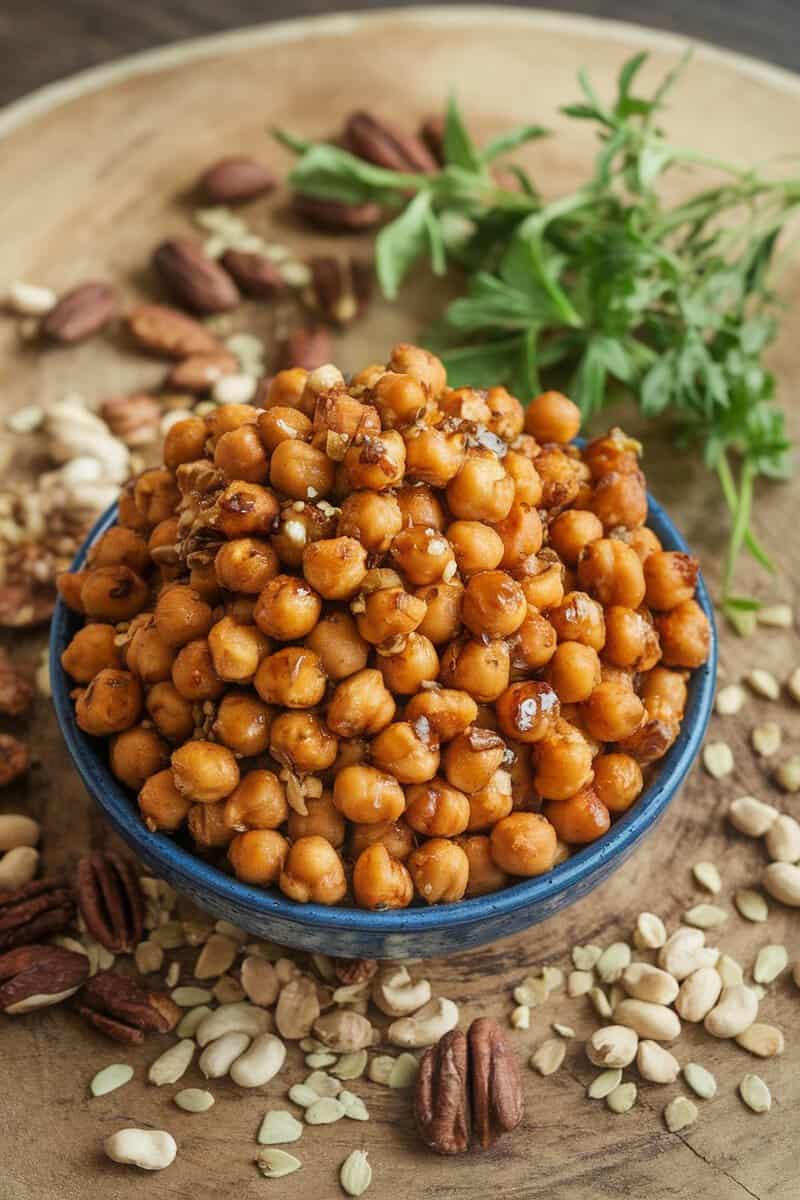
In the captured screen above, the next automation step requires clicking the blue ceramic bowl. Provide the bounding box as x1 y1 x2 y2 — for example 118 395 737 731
51 498 716 959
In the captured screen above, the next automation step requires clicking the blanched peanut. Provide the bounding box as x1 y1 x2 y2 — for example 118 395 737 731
387 997 459 1047
353 844 413 910
104 1129 177 1171
408 839 469 903
229 1032 286 1087
333 765 406 824
704 985 759 1038
279 836 347 904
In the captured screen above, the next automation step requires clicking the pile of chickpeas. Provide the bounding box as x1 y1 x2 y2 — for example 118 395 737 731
57 343 710 910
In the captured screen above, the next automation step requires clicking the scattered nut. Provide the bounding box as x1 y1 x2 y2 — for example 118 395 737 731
752 721 782 757
636 1040 679 1084
530 1038 566 1076
683 904 727 930
90 1063 134 1097
765 814 800 863
735 1022 785 1058
664 1096 698 1132
606 1082 637 1114
775 755 800 793
229 1032 286 1088
739 1073 771 1113
148 1040 196 1087
613 999 681 1042
703 742 734 778
174 1088 215 1113
683 1062 717 1099
372 965 431 1017
340 1149 372 1197
104 1128 177 1171
728 796 778 837
715 684 746 715
753 944 788 984
586 1025 638 1069
587 1068 622 1099
704 984 759 1038
387 998 459 1048
256 1148 301 1178
675 967 722 1023
745 669 780 700
762 861 800 906
633 913 666 950
199 1030 251 1079
735 889 769 923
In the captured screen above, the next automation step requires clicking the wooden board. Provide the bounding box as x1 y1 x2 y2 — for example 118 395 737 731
1 10 799 1199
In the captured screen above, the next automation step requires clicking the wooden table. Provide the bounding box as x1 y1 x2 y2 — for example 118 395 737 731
1 10 798 1199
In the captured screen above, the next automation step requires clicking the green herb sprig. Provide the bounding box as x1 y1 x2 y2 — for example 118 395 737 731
277 53 799 620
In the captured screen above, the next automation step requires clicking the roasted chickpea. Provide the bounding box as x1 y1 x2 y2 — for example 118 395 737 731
496 681 560 743
465 770 514 831
547 641 602 703
271 501 337 569
145 681 195 743
344 430 406 490
583 428 641 479
88 526 150 577
138 768 191 832
532 719 594 801
504 450 543 507
333 764 405 824
312 391 380 441
378 632 439 694
222 596 257 626
254 575 322 640
446 449 514 523
576 539 646 608
172 740 239 803
458 834 509 897
172 638 225 701
80 565 149 622
654 599 711 668
388 343 447 397
582 680 645 742
371 371 435 428
134 468 179 527
590 469 648 530
544 784 610 844
524 390 581 444
348 818 415 862
265 367 311 413
462 571 527 638
352 843 413 910
270 711 338 773
212 690 272 756
395 483 445 530
117 480 149 532
603 606 661 670
442 726 506 793
403 425 466 487
548 591 606 651
404 777 470 837
624 526 662 563
404 688 477 742
534 446 581 510
163 415 207 469
438 386 491 424
304 611 368 682
279 835 347 904
549 510 604 566
490 811 557 876
188 800 235 849
494 504 543 572
592 753 644 814
337 491 402 554
439 637 510 703
229 829 289 886
214 538 279 594
154 584 213 649
257 406 312 452
516 549 565 611
56 569 88 612
446 521 502 577
147 517 181 577
269 439 335 501
254 646 326 709
370 721 440 784
327 669 395 737
216 481 280 539
302 536 368 599
224 770 288 831
617 711 679 764
214 424 269 483
506 743 536 809
512 610 557 672
75 668 142 735
61 623 122 682
287 790 346 849
643 551 699 611
110 725 169 790
205 404 259 444
639 666 688 719
353 587 424 647
415 582 463 645
207 615 270 683
390 526 454 587
477 386 521 441
408 838 469 904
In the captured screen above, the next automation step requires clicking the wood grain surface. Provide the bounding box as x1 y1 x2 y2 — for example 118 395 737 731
1 11 799 1200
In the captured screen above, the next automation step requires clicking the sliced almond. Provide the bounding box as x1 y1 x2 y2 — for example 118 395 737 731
531 1039 566 1076
692 862 721 894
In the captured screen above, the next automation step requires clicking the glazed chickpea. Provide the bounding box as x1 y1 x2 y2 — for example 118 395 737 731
504 450 542 507
327 669 395 737
462 571 527 639
110 725 169 791
624 526 662 563
582 680 645 742
506 743 536 809
172 740 239 804
229 829 289 886
532 719 594 801
415 582 463 645
312 391 380 441
287 791 346 849
395 483 445 530
577 539 646 608
600 663 636 689
205 403 259 444
378 632 439 694
145 681 195 743
516 550 564 611
592 753 644 814
344 430 406 490
255 646 326 709
117 480 150 532
338 491 402 555
446 449 514 523
534 446 581 510
80 565 149 623
458 834 509 897
214 424 269 483
188 801 235 849
439 637 510 703
213 690 272 756
654 599 711 669
603 606 661 670
547 641 601 703
269 711 338 773
405 778 470 837
443 727 506 793
61 623 122 682
172 638 225 701
257 406 312 452
279 835 348 905
583 428 641 479
138 768 191 832
370 721 440 784
495 681 560 744
524 390 581 444
617 711 679 765
512 610 557 672
388 343 447 398
439 386 491 424
215 538 279 594
302 536 368 600
371 371 435 428
404 688 478 742
302 613 366 683
224 770 288 831
548 591 606 651
447 521 503 577
643 551 699 611
208 616 270 682
481 386 523 441
88 526 150 577
353 844 413 910
465 770 513 831
147 517 181 576
269 439 335 501
56 569 88 612
134 468 179 527
265 367 311 413
408 839 469 904
549 510 604 566
163 415 207 469
75 668 142 735
333 764 405 824
271 501 337 568
490 812 557 876
639 666 688 719
254 575 322 640
589 469 648 530
216 481 280 539
390 527 454 587
403 425 466 487
154 584 213 649
348 818 415 862
493 504 543 571
544 785 610 845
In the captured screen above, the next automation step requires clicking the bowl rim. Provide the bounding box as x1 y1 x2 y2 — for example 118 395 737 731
51 494 716 932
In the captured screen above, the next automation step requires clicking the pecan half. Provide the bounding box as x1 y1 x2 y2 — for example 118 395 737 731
100 394 162 447
0 650 34 717
306 257 372 327
277 326 333 372
415 1028 470 1154
221 249 287 297
127 304 223 358
78 970 180 1043
0 879 74 952
292 194 382 232
0 734 30 788
343 111 439 174
198 156 277 204
468 1017 523 1149
333 957 378 985
153 238 240 315
41 282 117 343
167 350 238 393
0 944 89 1014
76 851 145 953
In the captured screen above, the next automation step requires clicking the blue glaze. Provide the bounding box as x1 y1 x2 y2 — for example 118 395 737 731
51 496 716 959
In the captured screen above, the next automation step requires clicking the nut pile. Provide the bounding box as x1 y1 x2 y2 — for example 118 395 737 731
56 344 711 909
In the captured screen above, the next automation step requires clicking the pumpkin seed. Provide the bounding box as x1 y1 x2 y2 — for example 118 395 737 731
305 1052 338 1069
683 904 727 930
171 986 213 1007
389 1053 419 1089
90 1063 133 1097
174 1088 214 1113
258 1110 303 1145
683 1062 717 1099
606 1082 637 1114
304 1070 342 1098
664 1096 698 1132
256 1149 301 1178
177 1005 212 1039
739 1074 771 1113
340 1149 372 1197
332 1050 368 1080
305 1097 345 1125
735 889 769 923
753 944 788 984
288 1084 320 1108
339 1090 369 1121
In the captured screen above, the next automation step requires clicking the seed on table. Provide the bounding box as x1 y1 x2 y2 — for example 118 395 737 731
587 1069 622 1099
762 862 800 906
596 943 631 984
340 1149 372 1197
305 1097 346 1125
257 1110 304 1145
735 1023 785 1058
753 945 788 984
388 1053 419 1089
633 912 666 950
692 862 721 894
195 932 239 979
703 742 734 779
756 604 793 629
664 1096 698 1132
728 796 778 838
568 970 594 998
683 904 727 930
306 1052 338 1069
514 976 549 1006
572 944 602 971
331 1050 369 1081
739 1074 771 1113
637 1040 679 1084
606 1083 637 1114
171 986 213 1007
531 1039 566 1076
174 1088 215 1113
683 1062 717 1099
715 684 746 716
256 1149 301 1178
148 1040 196 1087
775 756 800 793
90 1064 134 1097
746 668 780 700
305 1070 342 1098
552 1023 575 1039
735 889 769 923
177 1005 212 1039
589 986 613 1017
787 666 800 703
751 722 782 758
338 1090 369 1121
765 814 800 863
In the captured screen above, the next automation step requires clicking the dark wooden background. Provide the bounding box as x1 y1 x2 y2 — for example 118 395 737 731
1 0 798 107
